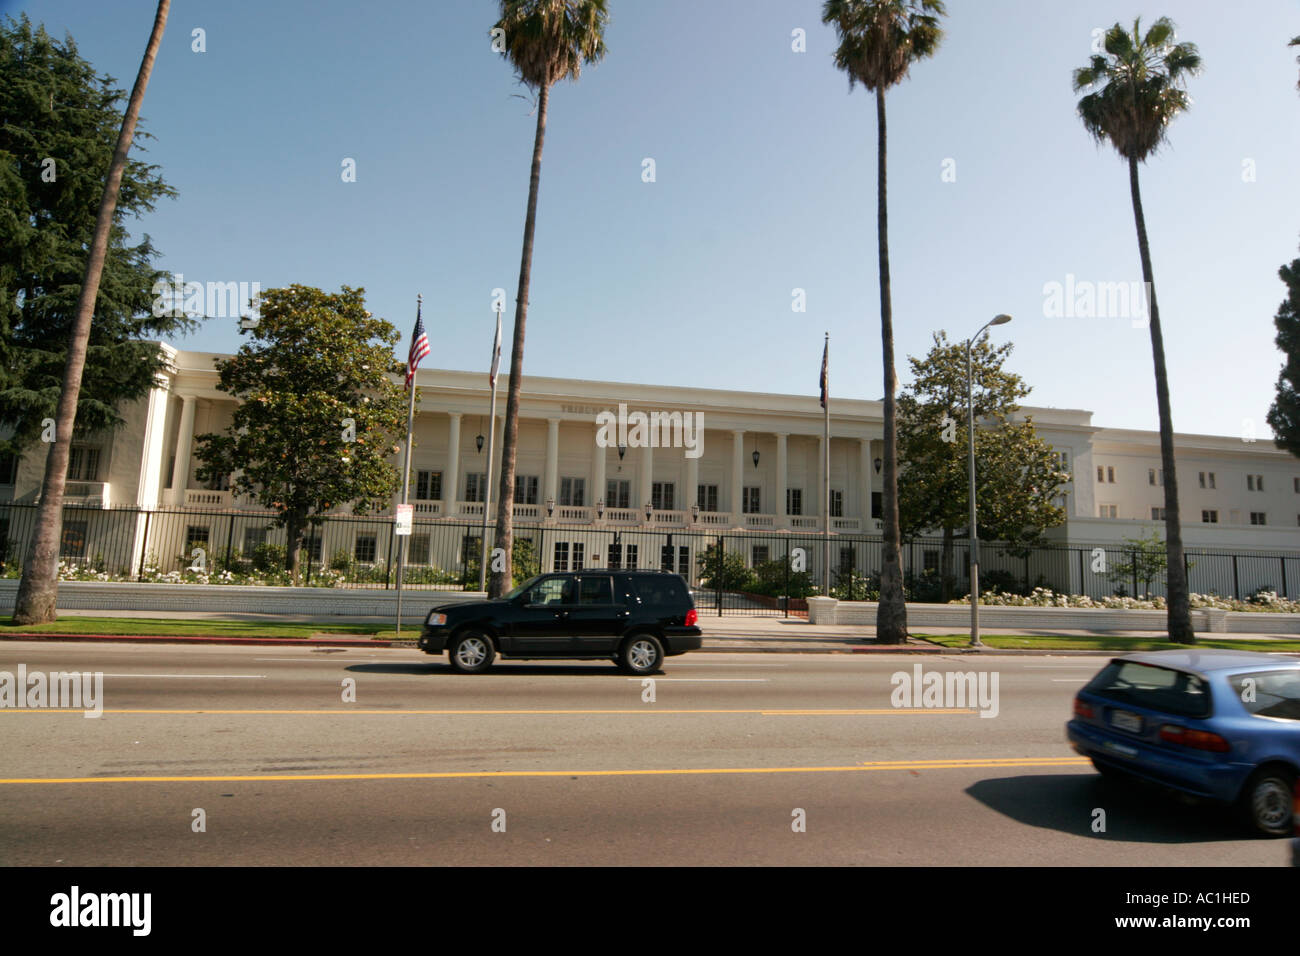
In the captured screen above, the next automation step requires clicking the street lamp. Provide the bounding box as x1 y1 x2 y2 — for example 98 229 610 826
596 497 605 520
545 496 555 518
644 501 653 523
967 313 1012 648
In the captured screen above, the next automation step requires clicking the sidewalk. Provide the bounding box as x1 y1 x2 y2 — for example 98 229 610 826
4 608 1294 654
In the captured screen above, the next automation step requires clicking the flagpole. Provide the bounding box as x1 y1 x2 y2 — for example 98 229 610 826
822 332 831 597
478 306 501 592
395 295 420 636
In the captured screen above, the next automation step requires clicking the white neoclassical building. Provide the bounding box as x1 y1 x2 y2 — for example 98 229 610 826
1 343 1298 591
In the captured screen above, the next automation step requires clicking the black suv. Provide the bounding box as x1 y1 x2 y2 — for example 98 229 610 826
418 570 703 674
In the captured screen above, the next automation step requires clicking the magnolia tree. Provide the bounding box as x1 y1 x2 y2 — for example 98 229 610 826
194 285 408 583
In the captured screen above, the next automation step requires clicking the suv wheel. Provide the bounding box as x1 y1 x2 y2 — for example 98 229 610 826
450 631 495 674
617 634 663 675
1241 767 1294 837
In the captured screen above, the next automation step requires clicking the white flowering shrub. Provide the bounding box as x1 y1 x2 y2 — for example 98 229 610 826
949 587 1300 613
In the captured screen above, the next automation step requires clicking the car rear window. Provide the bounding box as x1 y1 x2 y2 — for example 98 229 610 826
1083 661 1211 718
629 575 690 608
1228 670 1300 721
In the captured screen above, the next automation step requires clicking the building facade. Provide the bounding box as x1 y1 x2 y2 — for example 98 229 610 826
2 344 1298 592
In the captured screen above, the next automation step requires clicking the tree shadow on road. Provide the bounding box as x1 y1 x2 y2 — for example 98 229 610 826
965 772 1256 844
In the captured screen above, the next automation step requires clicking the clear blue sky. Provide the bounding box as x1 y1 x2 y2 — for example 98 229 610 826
12 0 1300 439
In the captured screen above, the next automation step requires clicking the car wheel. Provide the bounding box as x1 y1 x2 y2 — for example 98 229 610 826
617 634 663 675
449 631 495 674
1240 768 1294 837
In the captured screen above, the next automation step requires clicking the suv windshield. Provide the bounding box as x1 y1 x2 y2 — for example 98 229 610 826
1083 660 1211 718
502 576 542 601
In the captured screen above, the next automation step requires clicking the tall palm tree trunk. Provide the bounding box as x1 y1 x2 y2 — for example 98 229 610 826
875 86 907 644
1128 155 1194 643
489 82 549 598
12 0 170 625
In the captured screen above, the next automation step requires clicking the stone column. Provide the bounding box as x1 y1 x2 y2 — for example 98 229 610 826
640 440 654 516
859 438 873 524
731 430 745 522
445 413 461 516
592 423 606 515
775 432 788 527
169 394 197 506
545 418 560 508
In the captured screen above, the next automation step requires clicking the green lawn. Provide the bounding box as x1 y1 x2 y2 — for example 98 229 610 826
0 616 421 641
916 633 1300 653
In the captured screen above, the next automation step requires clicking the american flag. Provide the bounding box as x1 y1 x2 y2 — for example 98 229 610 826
819 334 829 410
406 302 430 388
489 309 502 388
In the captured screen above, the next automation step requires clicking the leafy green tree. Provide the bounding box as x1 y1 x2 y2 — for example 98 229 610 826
696 543 755 593
0 12 187 453
8 4 175 625
194 285 408 583
898 331 1067 599
1266 249 1300 454
488 0 608 598
822 0 946 643
1073 16 1201 644
1108 528 1170 596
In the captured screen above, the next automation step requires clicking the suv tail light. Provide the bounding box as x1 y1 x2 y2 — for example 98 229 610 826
684 608 698 627
1158 724 1231 752
1073 697 1093 719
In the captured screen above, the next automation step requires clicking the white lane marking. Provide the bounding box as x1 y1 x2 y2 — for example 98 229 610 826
1051 678 1090 682
1024 665 1099 669
100 673 267 679
254 658 388 663
624 678 769 683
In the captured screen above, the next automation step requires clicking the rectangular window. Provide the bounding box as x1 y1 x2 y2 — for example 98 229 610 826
1097 465 1104 483
752 545 770 566
553 541 569 572
559 477 585 507
1202 510 1218 524
1052 450 1070 474
0 451 17 485
578 575 613 605
742 487 761 514
1098 504 1118 518
1247 475 1255 491
607 543 622 570
829 489 843 518
571 542 584 571
923 549 940 573
786 488 802 516
205 470 230 492
464 473 487 503
871 492 882 520
301 532 323 563
1148 468 1162 486
60 521 87 558
1247 474 1263 492
1295 477 1300 494
1250 512 1267 526
651 481 675 511
661 544 676 572
1208 472 1216 489
243 526 268 554
415 471 443 501
409 534 430 564
1107 466 1115 483
67 446 101 482
677 546 690 577
354 534 377 563
696 484 718 512
1150 507 1166 521
839 547 855 575
185 525 210 552
514 474 539 505
606 479 631 510
625 543 638 570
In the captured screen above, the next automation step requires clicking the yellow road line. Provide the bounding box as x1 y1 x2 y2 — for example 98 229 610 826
0 757 1091 785
0 707 977 716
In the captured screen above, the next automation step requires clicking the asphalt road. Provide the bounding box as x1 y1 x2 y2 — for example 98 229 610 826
0 641 1290 866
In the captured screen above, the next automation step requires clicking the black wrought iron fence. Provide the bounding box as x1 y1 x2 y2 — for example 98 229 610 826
0 502 1296 614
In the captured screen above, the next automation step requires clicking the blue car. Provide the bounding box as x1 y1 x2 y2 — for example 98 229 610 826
1067 650 1300 836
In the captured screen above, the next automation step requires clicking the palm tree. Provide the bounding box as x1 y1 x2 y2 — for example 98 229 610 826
821 0 945 644
13 0 170 625
1073 17 1200 644
1290 36 1299 92
487 0 608 598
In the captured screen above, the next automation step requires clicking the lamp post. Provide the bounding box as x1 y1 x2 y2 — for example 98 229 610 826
967 313 1012 648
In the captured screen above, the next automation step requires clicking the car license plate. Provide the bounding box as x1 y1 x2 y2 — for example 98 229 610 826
1103 740 1139 758
1110 709 1143 734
